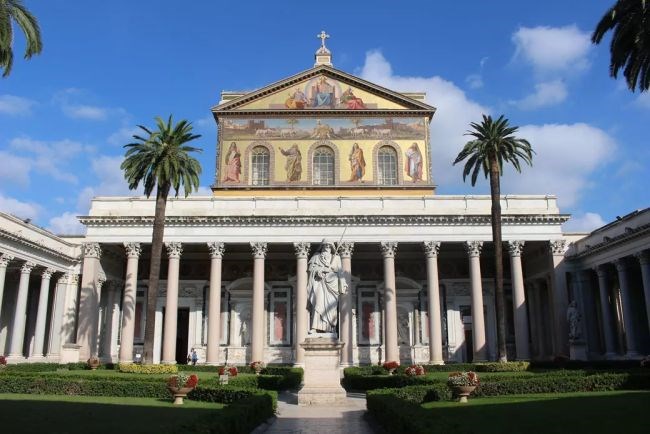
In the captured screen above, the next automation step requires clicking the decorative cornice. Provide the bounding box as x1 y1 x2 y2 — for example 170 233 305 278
507 240 525 257
42 268 56 280
124 242 142 259
165 242 183 259
635 250 650 266
207 242 225 259
79 214 569 228
549 239 568 256
0 253 14 267
423 241 440 258
338 241 354 258
567 222 650 260
21 261 36 274
250 242 268 259
464 241 483 258
293 242 311 259
380 241 398 258
0 227 79 263
83 242 101 259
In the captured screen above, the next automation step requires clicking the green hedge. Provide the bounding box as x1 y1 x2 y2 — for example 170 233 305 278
118 363 178 374
1 362 116 372
172 390 277 434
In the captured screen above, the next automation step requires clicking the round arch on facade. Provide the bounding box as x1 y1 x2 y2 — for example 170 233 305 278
306 140 340 186
372 140 405 185
243 141 275 186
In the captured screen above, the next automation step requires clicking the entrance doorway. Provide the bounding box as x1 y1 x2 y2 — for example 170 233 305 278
175 308 190 364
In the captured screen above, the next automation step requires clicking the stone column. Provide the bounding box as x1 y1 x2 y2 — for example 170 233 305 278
465 241 487 362
508 240 530 360
423 241 444 365
119 242 141 363
32 268 56 358
161 242 182 364
0 254 14 323
594 265 616 357
381 241 399 363
47 274 69 357
634 251 650 334
250 242 267 363
293 242 310 366
101 281 118 359
615 259 639 357
9 261 36 358
62 273 80 345
339 241 354 366
77 243 102 360
206 242 225 365
548 239 569 357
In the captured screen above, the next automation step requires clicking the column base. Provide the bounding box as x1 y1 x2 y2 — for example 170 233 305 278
7 354 27 363
624 351 641 359
161 360 178 365
603 352 617 360
428 359 445 365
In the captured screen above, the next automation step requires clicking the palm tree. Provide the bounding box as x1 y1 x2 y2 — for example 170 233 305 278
453 114 534 362
121 116 202 364
592 0 650 92
0 0 43 77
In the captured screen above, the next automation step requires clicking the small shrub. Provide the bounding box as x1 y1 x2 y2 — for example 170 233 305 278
118 363 178 374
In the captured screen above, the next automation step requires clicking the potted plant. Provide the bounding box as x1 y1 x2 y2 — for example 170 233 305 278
405 364 425 376
86 357 101 370
382 360 400 375
167 373 199 405
447 371 480 403
250 361 265 376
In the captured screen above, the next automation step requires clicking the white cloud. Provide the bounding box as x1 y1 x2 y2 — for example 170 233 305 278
0 94 36 116
0 193 40 220
635 92 650 109
195 116 215 128
563 212 606 232
47 212 86 235
358 50 489 187
512 25 591 74
8 137 90 184
513 80 568 110
63 104 108 120
107 126 141 146
189 186 213 196
465 74 483 90
501 123 616 207
76 155 132 213
0 151 32 186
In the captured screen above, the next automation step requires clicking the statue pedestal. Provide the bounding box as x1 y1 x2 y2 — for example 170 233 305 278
569 339 587 361
298 336 346 406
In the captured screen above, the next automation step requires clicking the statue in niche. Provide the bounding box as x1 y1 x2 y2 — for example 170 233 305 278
567 300 582 341
307 240 348 334
279 144 302 182
397 312 410 345
239 311 251 346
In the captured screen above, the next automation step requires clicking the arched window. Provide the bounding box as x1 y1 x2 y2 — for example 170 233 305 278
377 146 398 185
251 146 270 186
312 146 335 185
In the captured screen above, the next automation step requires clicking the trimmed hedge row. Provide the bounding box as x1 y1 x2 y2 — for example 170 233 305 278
366 372 650 434
1 362 116 372
118 363 178 374
172 391 277 434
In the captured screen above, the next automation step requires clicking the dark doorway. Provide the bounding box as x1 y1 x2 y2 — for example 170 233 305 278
175 308 190 364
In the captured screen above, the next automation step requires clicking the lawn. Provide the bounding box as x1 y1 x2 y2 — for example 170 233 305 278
0 394 225 434
420 391 650 434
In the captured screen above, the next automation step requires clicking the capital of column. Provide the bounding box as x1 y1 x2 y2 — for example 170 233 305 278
66 272 79 286
549 239 568 256
464 241 483 258
250 242 268 259
0 253 14 267
124 242 142 259
20 261 36 274
42 268 56 280
293 242 311 259
380 241 398 258
83 242 102 259
97 276 107 290
207 242 225 259
634 250 650 266
593 264 608 278
614 258 630 272
507 240 525 257
165 242 183 259
423 241 440 258
338 241 354 258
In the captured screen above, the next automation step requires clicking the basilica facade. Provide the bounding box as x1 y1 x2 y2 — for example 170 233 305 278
1 41 648 366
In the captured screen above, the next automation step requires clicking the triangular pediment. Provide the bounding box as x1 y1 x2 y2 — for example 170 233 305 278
212 66 436 114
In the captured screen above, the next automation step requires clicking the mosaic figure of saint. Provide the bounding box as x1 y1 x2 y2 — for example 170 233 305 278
405 142 423 182
311 120 334 139
306 240 348 334
279 144 302 182
348 142 366 181
285 87 308 109
311 76 335 108
340 87 365 109
223 142 241 183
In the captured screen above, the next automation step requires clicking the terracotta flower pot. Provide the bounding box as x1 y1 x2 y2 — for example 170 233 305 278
451 385 477 403
168 386 194 405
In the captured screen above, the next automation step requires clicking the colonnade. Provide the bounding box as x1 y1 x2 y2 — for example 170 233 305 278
74 238 539 366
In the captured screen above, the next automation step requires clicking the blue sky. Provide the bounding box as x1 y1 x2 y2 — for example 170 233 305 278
0 0 648 234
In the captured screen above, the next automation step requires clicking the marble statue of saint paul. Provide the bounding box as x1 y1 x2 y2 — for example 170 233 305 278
307 240 348 334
